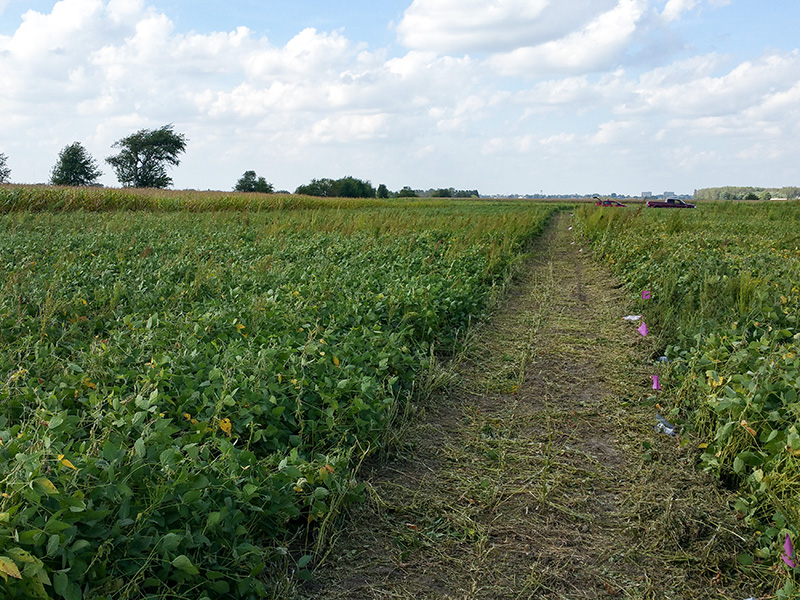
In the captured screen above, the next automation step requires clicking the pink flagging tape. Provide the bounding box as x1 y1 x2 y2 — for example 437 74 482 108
638 322 649 337
652 375 661 390
642 290 651 300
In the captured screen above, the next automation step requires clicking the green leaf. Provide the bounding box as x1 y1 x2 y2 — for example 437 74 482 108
44 518 71 534
47 535 60 557
161 533 182 552
53 571 68 595
297 554 313 568
134 438 145 458
280 465 303 479
171 554 199 576
33 477 59 495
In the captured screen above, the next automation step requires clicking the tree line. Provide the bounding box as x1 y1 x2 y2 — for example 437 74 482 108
0 125 478 198
694 186 800 201
0 124 187 188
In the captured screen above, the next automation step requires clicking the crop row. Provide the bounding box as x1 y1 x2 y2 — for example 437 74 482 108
0 203 557 599
576 202 800 594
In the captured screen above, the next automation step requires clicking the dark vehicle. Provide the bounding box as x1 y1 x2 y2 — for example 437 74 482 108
594 197 627 207
646 198 695 208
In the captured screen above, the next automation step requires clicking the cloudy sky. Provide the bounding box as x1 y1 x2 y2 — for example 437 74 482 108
1 0 798 196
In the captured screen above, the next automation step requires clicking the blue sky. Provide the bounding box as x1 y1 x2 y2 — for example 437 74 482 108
1 0 799 196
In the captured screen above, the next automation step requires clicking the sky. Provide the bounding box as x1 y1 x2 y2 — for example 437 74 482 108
1 0 798 196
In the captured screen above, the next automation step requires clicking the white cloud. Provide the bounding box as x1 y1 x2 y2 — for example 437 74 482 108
0 0 798 194
589 119 636 145
661 0 698 22
397 0 619 54
489 0 647 76
624 51 800 117
661 0 731 22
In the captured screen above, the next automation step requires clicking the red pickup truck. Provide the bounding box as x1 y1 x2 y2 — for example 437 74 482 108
646 198 695 208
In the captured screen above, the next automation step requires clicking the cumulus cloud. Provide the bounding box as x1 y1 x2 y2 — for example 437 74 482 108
489 0 647 75
624 51 800 117
397 0 619 54
0 0 798 194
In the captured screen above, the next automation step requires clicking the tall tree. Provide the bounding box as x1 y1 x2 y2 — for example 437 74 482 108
106 124 187 188
50 142 102 186
234 170 274 193
0 152 10 183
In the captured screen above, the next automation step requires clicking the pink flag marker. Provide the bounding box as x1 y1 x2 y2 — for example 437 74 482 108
642 290 651 300
783 534 797 568
638 322 649 337
652 375 661 390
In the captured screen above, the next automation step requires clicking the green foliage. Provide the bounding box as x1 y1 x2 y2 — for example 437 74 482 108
0 202 557 598
234 171 274 193
295 176 376 198
50 143 102 187
105 125 187 189
396 186 418 198
376 184 389 199
430 188 479 198
695 186 800 201
0 152 10 184
576 201 800 580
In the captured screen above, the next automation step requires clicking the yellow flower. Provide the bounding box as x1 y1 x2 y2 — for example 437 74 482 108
219 418 232 437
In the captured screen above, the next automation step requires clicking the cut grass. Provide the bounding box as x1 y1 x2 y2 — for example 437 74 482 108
301 212 771 599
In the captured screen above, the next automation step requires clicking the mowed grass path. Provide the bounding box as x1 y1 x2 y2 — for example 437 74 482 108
302 212 768 599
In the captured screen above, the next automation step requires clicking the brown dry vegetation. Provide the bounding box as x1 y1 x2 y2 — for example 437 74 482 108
299 212 769 600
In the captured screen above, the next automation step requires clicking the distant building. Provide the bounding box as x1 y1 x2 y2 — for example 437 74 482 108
642 191 652 198
664 191 675 198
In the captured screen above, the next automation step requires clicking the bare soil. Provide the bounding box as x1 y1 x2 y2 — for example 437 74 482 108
299 212 769 600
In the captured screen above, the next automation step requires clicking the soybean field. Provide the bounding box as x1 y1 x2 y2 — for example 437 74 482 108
0 192 557 599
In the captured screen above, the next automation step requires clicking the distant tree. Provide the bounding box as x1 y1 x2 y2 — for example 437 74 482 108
431 188 454 198
377 183 389 198
234 170 274 193
0 152 10 183
397 186 418 197
106 124 187 188
335 176 376 198
295 176 376 198
295 178 335 197
50 142 103 186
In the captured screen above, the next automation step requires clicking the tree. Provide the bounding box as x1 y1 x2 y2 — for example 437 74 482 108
397 186 418 197
377 184 389 198
295 176 376 198
106 124 187 188
50 142 102 186
234 170 274 193
0 152 10 183
295 178 335 197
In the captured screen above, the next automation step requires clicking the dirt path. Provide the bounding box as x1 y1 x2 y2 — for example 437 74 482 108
302 212 765 599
